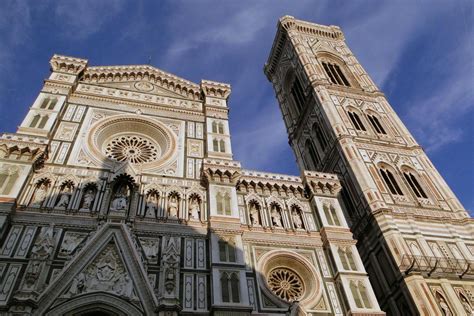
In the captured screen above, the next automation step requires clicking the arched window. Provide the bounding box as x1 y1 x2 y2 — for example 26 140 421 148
290 77 306 114
212 121 218 133
0 167 19 195
350 281 371 308
37 115 49 129
367 114 386 134
312 123 328 151
322 61 350 87
323 203 340 226
218 122 224 134
219 238 236 262
213 139 219 152
219 140 226 153
29 114 41 128
216 190 232 216
220 272 240 303
402 171 428 199
305 139 320 169
338 247 357 270
40 98 50 109
348 111 366 131
379 167 403 196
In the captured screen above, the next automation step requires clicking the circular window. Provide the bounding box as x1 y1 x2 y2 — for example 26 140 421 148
104 135 160 164
267 268 304 302
86 115 177 170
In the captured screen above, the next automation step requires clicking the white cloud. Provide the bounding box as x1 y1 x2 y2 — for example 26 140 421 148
54 0 125 39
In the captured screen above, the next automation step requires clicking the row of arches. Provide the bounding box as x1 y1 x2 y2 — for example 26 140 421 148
245 198 311 231
24 174 205 221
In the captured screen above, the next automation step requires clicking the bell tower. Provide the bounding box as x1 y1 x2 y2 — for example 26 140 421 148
265 16 474 315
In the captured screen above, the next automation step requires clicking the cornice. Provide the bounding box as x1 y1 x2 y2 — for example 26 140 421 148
240 169 303 189
50 54 88 75
302 170 342 197
83 64 201 100
202 159 242 185
201 80 231 100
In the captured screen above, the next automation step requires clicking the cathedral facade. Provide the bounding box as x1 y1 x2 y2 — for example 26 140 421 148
0 16 471 316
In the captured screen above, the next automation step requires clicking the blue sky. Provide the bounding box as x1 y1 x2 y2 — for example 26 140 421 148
0 1 472 212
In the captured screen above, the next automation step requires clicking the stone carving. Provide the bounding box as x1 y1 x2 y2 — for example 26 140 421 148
188 196 200 220
437 294 452 316
22 260 43 290
168 195 179 218
59 233 85 256
249 203 260 226
160 237 180 298
145 192 159 218
140 239 159 260
267 268 304 302
110 185 129 212
55 185 73 209
30 181 49 207
459 294 472 314
292 209 303 229
271 205 282 227
64 245 135 299
31 225 55 259
80 188 96 211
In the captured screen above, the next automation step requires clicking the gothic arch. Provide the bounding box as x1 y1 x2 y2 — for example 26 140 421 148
45 292 143 316
314 51 359 88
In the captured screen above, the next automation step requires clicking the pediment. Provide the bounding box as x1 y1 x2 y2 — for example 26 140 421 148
81 65 202 101
36 223 157 315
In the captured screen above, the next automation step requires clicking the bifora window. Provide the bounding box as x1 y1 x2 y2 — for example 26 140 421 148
379 168 403 196
348 111 366 131
322 61 350 87
220 271 240 303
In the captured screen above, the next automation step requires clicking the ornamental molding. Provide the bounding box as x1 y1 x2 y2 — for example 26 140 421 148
303 171 341 197
240 169 304 189
201 80 231 100
50 54 88 75
74 83 203 112
82 64 201 100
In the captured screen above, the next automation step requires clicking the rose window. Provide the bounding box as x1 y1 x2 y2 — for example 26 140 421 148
104 135 159 164
267 268 304 302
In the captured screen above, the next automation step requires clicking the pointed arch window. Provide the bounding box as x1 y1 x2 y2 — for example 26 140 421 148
220 271 240 303
348 111 366 131
338 247 357 270
219 238 236 262
379 168 403 196
219 140 226 153
37 115 49 129
29 114 41 128
216 190 232 216
350 281 371 309
312 123 328 151
213 139 219 152
290 77 306 114
212 121 218 133
323 203 340 226
367 114 386 134
322 62 350 87
305 139 320 170
218 122 224 134
403 172 428 199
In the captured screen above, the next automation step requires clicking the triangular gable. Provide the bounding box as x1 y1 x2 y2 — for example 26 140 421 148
81 65 202 101
36 223 157 315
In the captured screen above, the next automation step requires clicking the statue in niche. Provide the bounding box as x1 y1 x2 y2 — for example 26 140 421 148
292 209 303 229
188 196 200 220
56 185 73 209
31 182 48 207
270 205 282 227
249 203 260 226
81 188 96 210
459 294 473 314
168 195 179 218
23 260 42 290
145 193 158 218
438 295 452 316
32 225 55 259
111 184 129 211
